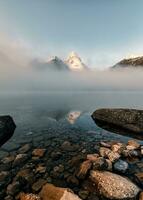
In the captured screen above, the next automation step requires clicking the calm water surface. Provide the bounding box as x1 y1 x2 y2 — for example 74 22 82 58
0 91 143 150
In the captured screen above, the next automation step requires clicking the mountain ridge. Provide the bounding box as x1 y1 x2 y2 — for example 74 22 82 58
32 52 87 71
113 56 143 68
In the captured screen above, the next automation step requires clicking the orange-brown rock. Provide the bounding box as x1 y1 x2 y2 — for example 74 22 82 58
87 154 99 162
139 192 143 200
76 160 92 179
40 183 81 200
20 192 41 200
32 149 46 157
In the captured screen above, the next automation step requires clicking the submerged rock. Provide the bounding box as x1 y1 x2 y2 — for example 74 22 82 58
76 160 92 179
113 159 129 173
92 108 143 139
0 116 16 146
32 149 46 158
90 170 140 199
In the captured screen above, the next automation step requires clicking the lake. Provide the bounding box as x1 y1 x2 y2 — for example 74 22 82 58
0 91 143 152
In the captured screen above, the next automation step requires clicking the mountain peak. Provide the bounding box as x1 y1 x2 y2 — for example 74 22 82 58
48 56 62 63
68 51 79 59
66 51 86 71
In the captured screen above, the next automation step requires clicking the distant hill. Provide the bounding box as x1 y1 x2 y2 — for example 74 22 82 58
113 56 143 68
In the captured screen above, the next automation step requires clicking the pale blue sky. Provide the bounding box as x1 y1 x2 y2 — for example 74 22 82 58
0 0 143 68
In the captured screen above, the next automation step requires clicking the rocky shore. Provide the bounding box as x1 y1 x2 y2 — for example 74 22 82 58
0 112 143 200
0 136 143 200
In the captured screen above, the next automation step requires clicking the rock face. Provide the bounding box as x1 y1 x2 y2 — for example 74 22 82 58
0 115 16 146
92 108 143 139
40 183 82 200
90 170 140 199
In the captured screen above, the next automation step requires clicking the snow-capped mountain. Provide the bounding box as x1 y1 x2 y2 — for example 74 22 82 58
66 51 87 71
113 56 143 68
31 56 69 71
32 52 87 71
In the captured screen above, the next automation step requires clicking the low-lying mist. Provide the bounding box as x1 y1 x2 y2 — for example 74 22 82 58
0 35 143 92
0 64 143 92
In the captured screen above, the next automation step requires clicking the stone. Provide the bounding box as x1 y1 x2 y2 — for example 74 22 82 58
32 149 46 157
111 143 125 154
2 142 20 151
16 168 35 185
139 192 143 200
67 175 79 186
51 151 62 160
18 144 31 154
0 115 16 147
87 154 99 162
106 159 112 171
123 149 140 157
100 141 111 148
32 179 47 192
107 151 120 162
20 193 41 200
76 160 92 179
134 172 143 184
99 147 111 158
53 164 64 173
78 190 89 199
68 155 86 166
2 155 15 164
7 181 20 195
130 150 140 157
0 171 10 182
35 165 46 174
61 141 78 152
13 154 28 166
113 159 129 173
93 157 108 170
4 195 13 200
92 108 143 140
40 183 82 200
127 140 140 150
90 170 140 199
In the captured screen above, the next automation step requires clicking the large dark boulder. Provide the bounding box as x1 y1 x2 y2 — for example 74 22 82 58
92 109 143 140
0 116 16 147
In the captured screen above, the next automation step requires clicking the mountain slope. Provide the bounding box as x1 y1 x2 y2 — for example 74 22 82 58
113 56 143 68
32 56 69 71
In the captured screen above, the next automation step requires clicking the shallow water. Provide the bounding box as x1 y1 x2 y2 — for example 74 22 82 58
0 91 143 151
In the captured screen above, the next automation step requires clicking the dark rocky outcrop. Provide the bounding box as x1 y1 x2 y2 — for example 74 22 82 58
0 116 16 147
113 56 143 68
92 109 143 140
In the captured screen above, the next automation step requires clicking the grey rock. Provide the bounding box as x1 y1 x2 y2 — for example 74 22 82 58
114 159 129 173
92 108 143 139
